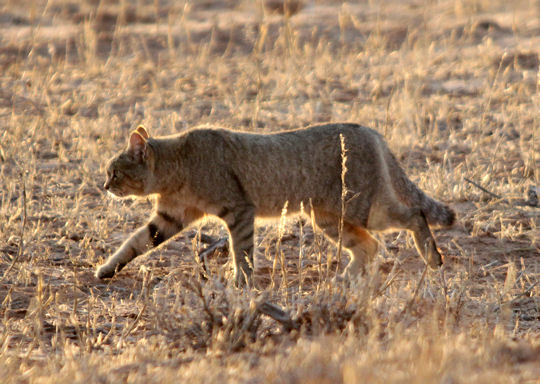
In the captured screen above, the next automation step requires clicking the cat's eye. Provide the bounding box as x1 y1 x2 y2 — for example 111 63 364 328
108 170 119 181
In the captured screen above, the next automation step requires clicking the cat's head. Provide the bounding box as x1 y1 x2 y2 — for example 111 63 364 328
104 126 154 197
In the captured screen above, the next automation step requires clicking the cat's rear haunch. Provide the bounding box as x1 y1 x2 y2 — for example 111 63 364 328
96 123 455 286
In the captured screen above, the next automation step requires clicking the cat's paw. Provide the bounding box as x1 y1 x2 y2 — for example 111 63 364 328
233 269 253 289
426 240 443 269
95 265 115 279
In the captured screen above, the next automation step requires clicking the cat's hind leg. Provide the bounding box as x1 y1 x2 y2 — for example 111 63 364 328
313 211 379 279
367 202 442 268
340 224 379 278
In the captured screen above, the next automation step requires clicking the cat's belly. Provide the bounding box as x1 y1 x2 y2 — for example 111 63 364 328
253 194 337 218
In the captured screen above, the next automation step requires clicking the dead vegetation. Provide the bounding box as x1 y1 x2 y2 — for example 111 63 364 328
0 0 538 383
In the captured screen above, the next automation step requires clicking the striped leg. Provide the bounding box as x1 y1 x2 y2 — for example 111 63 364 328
219 204 255 287
95 210 196 279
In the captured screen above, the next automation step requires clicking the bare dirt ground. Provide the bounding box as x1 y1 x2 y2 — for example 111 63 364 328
0 0 539 383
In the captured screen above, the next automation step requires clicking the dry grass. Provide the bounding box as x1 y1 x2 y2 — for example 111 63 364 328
0 0 539 382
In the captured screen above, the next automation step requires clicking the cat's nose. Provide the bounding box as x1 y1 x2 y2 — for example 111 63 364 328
104 181 109 190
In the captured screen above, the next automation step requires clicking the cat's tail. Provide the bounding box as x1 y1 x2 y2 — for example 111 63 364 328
386 150 455 228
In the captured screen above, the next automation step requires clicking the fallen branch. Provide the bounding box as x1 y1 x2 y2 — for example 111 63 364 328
464 177 502 199
196 237 229 278
464 178 539 207
198 237 229 259
121 302 147 339
189 232 218 244
257 301 299 332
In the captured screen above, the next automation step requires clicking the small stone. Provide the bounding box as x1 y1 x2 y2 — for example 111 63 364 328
525 186 539 207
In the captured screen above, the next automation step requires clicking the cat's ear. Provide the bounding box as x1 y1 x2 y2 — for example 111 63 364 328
128 131 147 161
136 125 150 139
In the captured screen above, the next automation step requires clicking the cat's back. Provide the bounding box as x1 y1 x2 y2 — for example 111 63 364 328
176 123 384 177
169 122 379 152
218 123 384 211
205 123 380 155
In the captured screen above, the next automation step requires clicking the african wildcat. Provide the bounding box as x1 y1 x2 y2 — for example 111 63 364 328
96 123 455 286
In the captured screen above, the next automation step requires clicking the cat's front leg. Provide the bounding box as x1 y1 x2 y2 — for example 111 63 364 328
95 211 185 279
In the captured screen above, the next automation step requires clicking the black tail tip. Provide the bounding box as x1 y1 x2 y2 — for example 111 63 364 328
443 205 456 227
